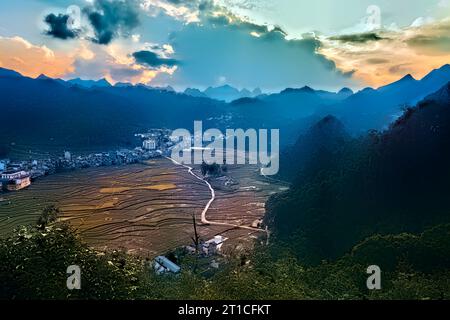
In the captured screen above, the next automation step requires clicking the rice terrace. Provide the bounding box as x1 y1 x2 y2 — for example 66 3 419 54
0 158 286 257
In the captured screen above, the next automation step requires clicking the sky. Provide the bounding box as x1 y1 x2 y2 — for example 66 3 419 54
0 0 449 92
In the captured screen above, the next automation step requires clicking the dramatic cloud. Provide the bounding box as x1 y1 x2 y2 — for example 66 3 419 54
32 0 450 89
66 40 177 84
0 36 74 78
44 0 141 45
151 15 356 91
85 0 141 44
37 0 360 89
132 50 178 67
0 33 175 85
319 18 450 87
44 13 80 40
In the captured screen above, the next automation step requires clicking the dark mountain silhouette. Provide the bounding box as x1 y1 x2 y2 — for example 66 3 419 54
424 80 450 102
67 77 112 88
0 67 24 78
114 82 134 88
252 87 262 96
184 85 263 102
338 87 353 97
231 85 353 127
324 64 450 133
309 114 349 141
149 85 175 92
278 115 350 181
230 97 260 105
204 85 246 102
184 88 207 98
421 64 450 89
281 85 316 95
0 69 227 157
36 74 52 80
378 73 417 93
267 81 450 264
1 64 449 157
36 74 69 87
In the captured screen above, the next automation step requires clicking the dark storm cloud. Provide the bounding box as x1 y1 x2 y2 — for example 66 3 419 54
84 0 141 45
132 50 179 67
330 32 386 43
44 0 140 45
44 13 79 40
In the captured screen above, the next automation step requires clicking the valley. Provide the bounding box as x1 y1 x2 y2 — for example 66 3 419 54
0 157 287 257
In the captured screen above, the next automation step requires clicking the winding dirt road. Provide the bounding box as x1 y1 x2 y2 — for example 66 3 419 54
166 157 266 233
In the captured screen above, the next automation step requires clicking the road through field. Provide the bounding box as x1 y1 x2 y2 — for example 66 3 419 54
1 157 281 256
166 156 266 233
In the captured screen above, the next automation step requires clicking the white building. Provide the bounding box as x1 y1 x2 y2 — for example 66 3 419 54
1 170 31 191
202 235 227 256
1 171 28 180
64 151 71 161
143 139 157 150
153 256 181 275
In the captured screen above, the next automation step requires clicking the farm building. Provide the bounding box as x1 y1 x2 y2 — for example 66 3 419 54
153 256 181 275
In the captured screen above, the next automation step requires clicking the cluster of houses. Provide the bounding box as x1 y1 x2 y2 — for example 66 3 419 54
135 128 175 152
55 148 163 170
0 147 161 193
0 129 176 193
0 168 31 192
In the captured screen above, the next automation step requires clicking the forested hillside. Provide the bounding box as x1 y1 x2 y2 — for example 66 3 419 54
267 82 450 264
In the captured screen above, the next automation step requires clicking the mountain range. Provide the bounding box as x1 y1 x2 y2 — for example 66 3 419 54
267 80 450 263
0 64 449 158
323 64 450 132
36 74 260 101
184 85 262 102
67 78 112 88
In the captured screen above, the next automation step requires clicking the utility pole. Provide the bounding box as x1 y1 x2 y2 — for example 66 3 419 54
191 213 200 253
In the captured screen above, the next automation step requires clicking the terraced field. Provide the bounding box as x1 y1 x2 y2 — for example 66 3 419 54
0 158 286 258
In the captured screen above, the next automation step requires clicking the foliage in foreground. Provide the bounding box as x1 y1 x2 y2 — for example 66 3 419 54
0 220 448 300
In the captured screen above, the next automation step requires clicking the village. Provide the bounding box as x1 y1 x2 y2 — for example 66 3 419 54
0 129 175 193
1 128 239 276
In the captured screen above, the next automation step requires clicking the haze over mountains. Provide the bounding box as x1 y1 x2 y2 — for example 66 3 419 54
36 73 261 102
184 85 263 102
323 64 450 132
0 65 449 158
68 78 112 89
